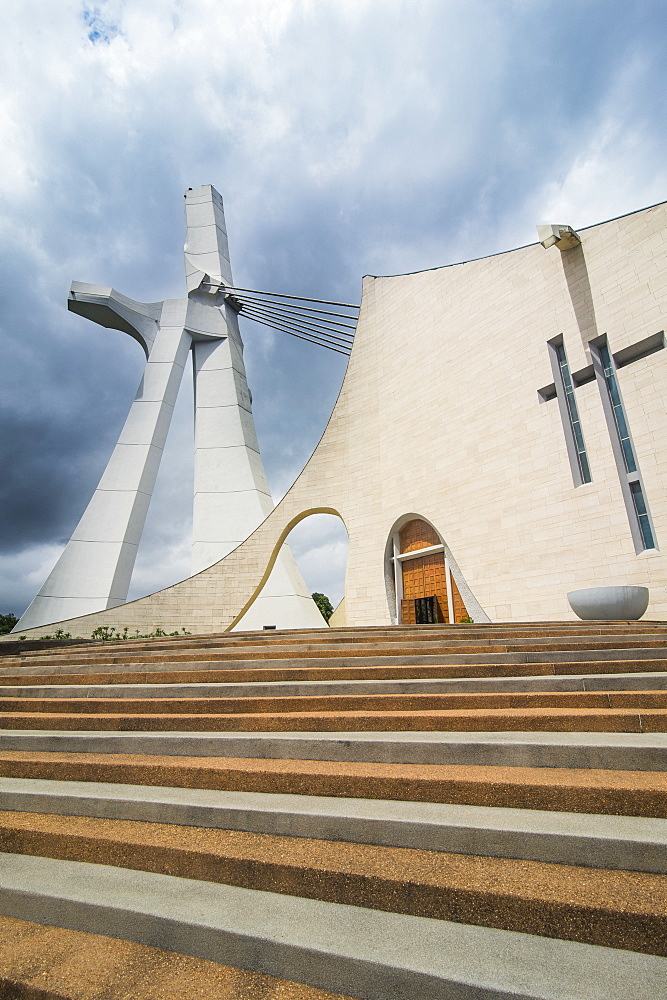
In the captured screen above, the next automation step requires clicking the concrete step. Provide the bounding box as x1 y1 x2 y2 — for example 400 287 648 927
5 623 667 663
3 729 667 769
1 852 665 999
4 648 667 680
1 751 665 815
0 661 561 684
3 625 667 997
4 633 667 672
0 914 353 1000
0 913 351 1000
2 705 667 732
2 776 666 872
5 689 667 714
3 810 667 956
3 669 667 700
2 658 667 688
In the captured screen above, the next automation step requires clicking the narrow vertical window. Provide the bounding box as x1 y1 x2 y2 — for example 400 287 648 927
630 480 655 551
548 339 591 486
555 343 591 483
599 343 637 474
592 340 657 552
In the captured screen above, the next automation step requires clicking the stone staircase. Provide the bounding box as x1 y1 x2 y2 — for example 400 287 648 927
1 622 667 999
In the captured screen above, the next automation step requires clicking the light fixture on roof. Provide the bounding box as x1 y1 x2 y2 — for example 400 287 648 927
536 224 581 250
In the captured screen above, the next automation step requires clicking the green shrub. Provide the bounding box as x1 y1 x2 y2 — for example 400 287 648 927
90 625 191 641
0 613 18 635
312 593 334 622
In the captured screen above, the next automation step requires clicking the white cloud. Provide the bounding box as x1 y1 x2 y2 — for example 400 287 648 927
537 54 667 231
539 115 666 230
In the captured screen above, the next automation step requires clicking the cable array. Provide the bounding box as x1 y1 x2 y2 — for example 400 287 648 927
221 285 359 356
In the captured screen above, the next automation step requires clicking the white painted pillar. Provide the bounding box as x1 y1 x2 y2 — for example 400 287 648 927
16 304 190 630
445 556 455 624
191 331 275 573
185 185 324 628
392 532 402 624
186 185 275 572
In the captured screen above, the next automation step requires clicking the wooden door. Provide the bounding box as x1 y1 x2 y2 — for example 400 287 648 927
398 519 468 624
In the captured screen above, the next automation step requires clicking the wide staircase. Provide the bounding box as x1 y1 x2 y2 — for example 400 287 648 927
1 621 667 999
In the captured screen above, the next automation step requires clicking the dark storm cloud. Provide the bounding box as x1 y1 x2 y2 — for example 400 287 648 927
1 0 666 615
0 231 147 556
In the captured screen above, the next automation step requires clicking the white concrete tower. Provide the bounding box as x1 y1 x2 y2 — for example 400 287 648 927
185 185 323 629
15 185 324 632
186 186 275 570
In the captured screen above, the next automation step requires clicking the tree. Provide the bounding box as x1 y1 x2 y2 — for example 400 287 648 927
311 592 334 622
0 613 18 635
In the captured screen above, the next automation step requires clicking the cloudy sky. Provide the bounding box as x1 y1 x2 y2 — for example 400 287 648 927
1 0 666 619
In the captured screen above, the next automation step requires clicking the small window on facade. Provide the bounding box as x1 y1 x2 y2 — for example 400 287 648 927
555 342 591 484
592 339 657 553
548 339 591 486
629 480 655 551
599 343 637 473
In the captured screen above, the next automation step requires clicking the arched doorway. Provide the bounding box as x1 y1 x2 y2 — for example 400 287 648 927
390 518 469 624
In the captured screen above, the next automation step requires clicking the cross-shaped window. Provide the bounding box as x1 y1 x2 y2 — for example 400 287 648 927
538 331 663 553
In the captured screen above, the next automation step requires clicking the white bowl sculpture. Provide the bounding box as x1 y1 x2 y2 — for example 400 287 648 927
567 586 649 621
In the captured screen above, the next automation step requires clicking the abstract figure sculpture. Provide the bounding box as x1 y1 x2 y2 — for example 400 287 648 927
16 185 327 631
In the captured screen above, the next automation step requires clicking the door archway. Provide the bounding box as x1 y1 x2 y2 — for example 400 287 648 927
388 517 469 624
